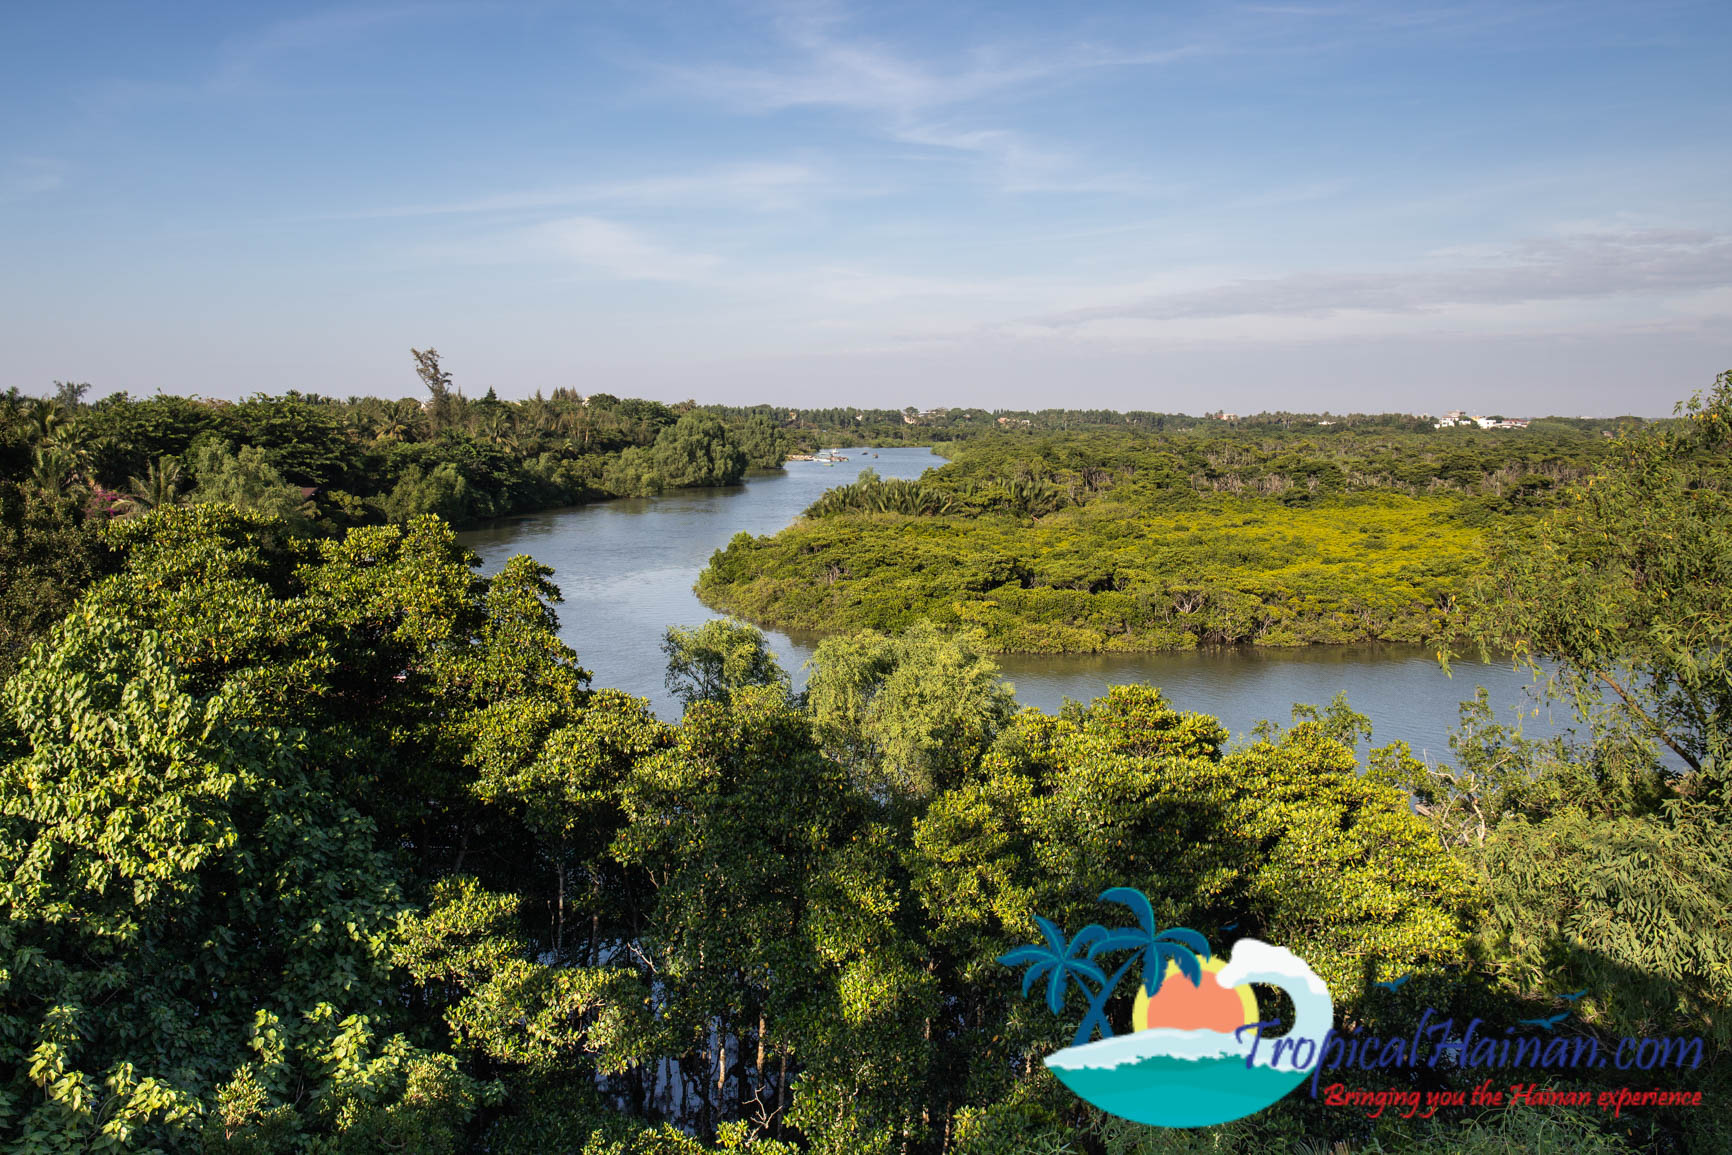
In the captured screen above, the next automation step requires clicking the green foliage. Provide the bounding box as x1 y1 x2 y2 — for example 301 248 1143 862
74 393 223 483
916 685 1477 1015
1362 375 1732 1152
604 446 667 497
662 618 789 708
0 483 108 683
699 415 1634 653
184 439 315 531
115 455 185 518
0 376 1716 1154
806 622 1016 799
702 492 1483 652
0 610 474 1151
803 469 960 518
1458 371 1732 775
221 394 349 488
0 504 603 1148
382 460 471 523
650 413 748 489
734 415 792 473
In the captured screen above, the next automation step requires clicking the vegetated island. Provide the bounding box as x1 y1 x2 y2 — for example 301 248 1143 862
697 419 1636 653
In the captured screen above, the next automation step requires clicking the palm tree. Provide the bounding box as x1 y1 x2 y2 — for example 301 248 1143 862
482 411 513 446
24 397 72 444
0 390 25 439
1004 888 1209 1045
998 917 1109 1045
343 410 377 442
29 445 77 499
521 392 556 435
116 456 185 517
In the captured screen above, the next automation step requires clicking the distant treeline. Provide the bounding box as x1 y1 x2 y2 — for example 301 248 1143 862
4 355 1649 535
711 401 1649 448
6 355 795 533
0 358 1656 677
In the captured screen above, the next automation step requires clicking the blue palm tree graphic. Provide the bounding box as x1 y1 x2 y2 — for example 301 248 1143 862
999 888 1211 1046
997 916 1109 1044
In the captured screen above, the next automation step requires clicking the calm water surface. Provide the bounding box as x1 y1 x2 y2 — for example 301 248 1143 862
458 446 1570 758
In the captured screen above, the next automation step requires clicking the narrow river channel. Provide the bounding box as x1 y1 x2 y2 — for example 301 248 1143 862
457 446 1572 761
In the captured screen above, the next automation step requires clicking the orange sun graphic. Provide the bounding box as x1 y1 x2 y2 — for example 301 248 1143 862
1132 956 1261 1034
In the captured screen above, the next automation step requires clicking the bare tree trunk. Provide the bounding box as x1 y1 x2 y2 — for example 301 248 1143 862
921 1014 932 1130
715 1024 729 1128
689 1052 709 1140
776 1050 787 1138
556 850 566 957
588 866 601 966
756 1012 767 1094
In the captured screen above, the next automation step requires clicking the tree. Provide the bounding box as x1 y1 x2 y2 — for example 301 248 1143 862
382 461 471 524
223 393 349 488
610 685 862 1143
735 415 791 471
1456 371 1732 776
662 618 788 708
806 622 1016 800
1392 373 1732 1060
915 685 1477 1030
0 482 106 682
0 611 480 1151
75 393 222 486
0 505 621 1149
185 440 315 532
116 454 185 517
27 444 77 499
650 413 748 489
52 380 89 411
413 347 461 434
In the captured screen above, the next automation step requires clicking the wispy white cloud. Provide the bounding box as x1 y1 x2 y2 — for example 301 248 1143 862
1028 229 1732 328
358 162 827 219
679 9 1195 116
538 216 722 283
1 157 64 201
74 3 479 111
209 5 467 90
651 1 1196 191
496 216 1731 357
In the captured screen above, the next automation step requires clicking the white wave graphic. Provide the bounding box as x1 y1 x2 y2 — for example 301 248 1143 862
1216 939 1333 1070
1047 1026 1246 1070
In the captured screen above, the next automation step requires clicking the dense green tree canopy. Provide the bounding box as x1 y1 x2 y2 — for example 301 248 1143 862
650 413 749 490
1459 372 1732 775
0 501 1527 1153
662 618 789 709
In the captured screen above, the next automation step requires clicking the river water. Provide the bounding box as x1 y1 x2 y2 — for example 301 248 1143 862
458 446 1571 761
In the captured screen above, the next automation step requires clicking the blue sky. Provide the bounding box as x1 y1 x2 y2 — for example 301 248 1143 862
3 1 1729 414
